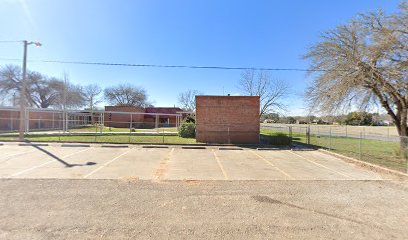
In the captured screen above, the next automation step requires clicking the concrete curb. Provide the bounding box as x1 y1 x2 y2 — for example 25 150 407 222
219 147 243 150
101 145 129 148
61 144 91 148
18 143 49 147
318 148 408 178
142 146 169 149
182 146 206 149
256 147 280 150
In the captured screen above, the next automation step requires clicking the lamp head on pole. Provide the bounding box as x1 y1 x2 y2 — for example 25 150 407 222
27 41 42 47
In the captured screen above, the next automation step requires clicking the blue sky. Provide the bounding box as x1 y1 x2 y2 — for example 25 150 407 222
0 0 401 115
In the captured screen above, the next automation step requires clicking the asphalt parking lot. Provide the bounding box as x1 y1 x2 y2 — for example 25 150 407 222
1 179 407 239
0 143 387 180
1 143 407 239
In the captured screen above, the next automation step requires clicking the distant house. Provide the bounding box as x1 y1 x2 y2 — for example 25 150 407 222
378 120 391 126
296 120 308 124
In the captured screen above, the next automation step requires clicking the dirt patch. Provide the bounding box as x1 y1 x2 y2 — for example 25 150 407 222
154 148 174 181
183 179 201 186
120 176 139 182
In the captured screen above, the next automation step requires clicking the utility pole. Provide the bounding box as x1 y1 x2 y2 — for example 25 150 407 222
18 40 41 140
19 41 28 140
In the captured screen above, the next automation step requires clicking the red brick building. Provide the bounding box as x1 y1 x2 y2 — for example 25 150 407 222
0 109 65 132
104 106 186 128
195 96 260 144
0 106 187 132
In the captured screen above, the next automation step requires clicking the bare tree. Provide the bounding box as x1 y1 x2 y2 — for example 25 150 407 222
104 84 150 107
40 73 85 109
238 69 288 117
304 3 408 141
178 90 201 112
0 65 84 109
27 74 63 108
0 65 27 106
83 84 102 110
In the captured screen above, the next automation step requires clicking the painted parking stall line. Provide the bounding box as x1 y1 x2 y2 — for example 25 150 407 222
83 149 132 178
0 149 38 162
288 150 352 179
251 150 295 180
212 150 228 180
8 148 91 178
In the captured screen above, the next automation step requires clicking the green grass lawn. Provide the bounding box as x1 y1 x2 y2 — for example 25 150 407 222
308 135 407 172
68 125 178 133
0 133 197 144
260 128 292 145
261 128 407 172
38 135 196 144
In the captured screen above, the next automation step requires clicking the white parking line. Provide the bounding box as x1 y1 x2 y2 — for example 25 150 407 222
0 149 37 162
251 151 295 180
83 149 132 178
8 148 91 178
288 150 352 178
213 150 228 180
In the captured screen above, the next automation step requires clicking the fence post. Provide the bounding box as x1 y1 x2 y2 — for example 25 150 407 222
99 112 103 134
329 127 332 150
65 112 69 132
10 111 13 131
94 121 97 142
25 108 29 134
359 132 362 160
62 110 65 132
129 114 132 143
288 126 292 145
155 115 159 129
306 125 310 145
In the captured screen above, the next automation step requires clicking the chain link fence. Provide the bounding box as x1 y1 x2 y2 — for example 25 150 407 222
261 124 408 173
0 107 192 144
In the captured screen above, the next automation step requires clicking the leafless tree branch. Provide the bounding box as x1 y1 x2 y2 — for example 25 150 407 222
304 3 408 138
238 69 288 117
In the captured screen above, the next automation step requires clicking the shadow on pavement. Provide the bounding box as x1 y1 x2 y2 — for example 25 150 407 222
29 143 96 168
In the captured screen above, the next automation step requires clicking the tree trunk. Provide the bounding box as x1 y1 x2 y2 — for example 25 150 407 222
396 109 408 159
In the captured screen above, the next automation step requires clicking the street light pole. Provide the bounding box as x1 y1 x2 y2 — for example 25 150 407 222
19 40 28 140
18 40 42 140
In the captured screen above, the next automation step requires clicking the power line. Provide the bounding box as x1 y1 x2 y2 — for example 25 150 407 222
0 57 350 72
0 41 23 43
